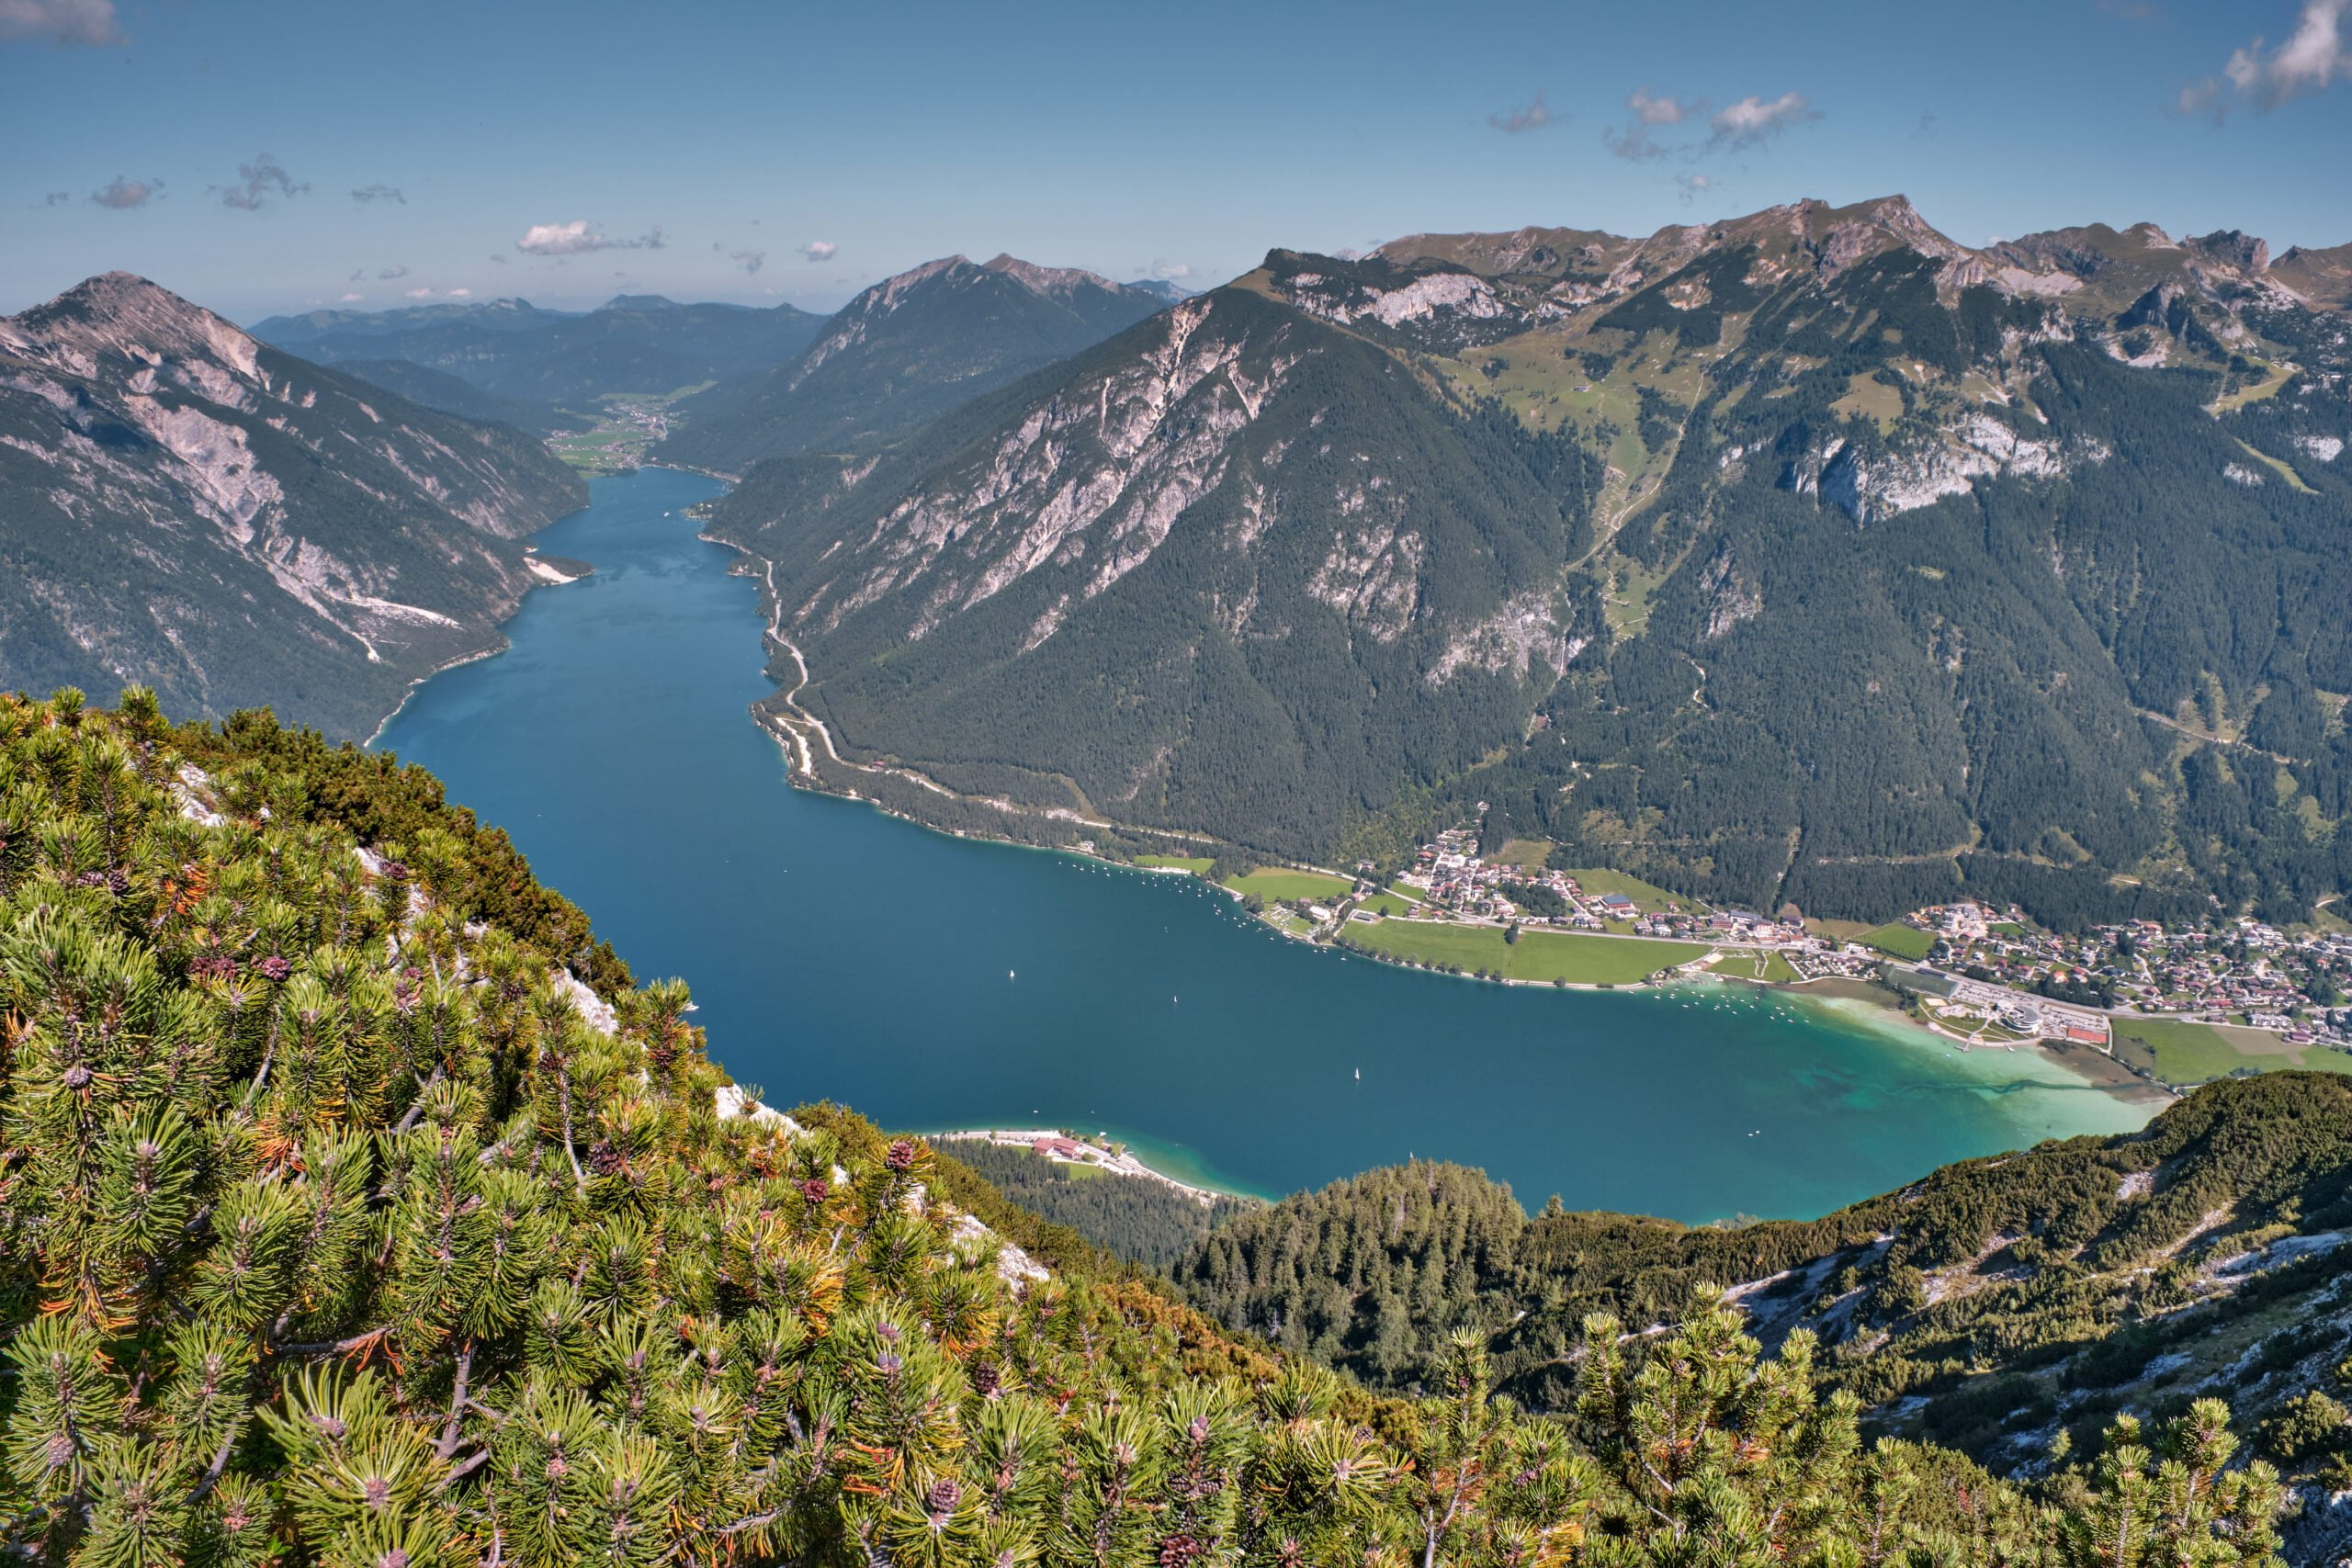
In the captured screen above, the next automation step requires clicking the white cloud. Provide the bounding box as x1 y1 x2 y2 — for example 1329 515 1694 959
1628 88 1686 124
1149 259 1193 279
1710 92 1819 146
215 153 307 212
1607 90 1695 159
1676 173 1713 205
450 288 471 298
2209 0 2348 112
1489 91 1559 133
340 291 363 301
0 0 123 46
88 175 161 209
405 287 433 299
378 265 410 280
515 220 665 255
799 240 838 262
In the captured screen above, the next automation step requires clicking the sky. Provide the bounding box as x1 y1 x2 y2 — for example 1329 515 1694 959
4 0 2349 323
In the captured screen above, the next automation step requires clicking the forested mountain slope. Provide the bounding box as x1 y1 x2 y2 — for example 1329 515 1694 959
710 197 2352 926
0 274 587 740
706 286 1603 855
1170 1073 2352 1518
253 292 825 407
325 356 589 437
3 687 2292 1565
659 254 1170 476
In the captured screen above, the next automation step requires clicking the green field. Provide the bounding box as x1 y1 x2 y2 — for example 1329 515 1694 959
1708 950 1801 984
1136 854 1214 874
2111 1016 2352 1087
1224 868 1355 904
1350 919 1708 985
1489 839 1555 868
1356 890 1420 917
1559 867 1705 914
1860 923 1937 961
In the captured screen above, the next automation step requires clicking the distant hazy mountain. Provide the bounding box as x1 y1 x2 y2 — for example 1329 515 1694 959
0 273 588 739
328 357 588 436
658 254 1170 476
250 293 826 407
707 197 2352 927
1129 278 1201 303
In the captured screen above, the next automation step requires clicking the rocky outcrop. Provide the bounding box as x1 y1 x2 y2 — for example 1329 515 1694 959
1782 412 2080 525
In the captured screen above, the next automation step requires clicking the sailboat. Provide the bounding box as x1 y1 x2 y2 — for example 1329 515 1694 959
1354 1068 1361 1081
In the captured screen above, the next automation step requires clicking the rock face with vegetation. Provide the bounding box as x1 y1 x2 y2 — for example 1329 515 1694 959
0 687 2295 1564
0 276 589 741
659 254 1172 477
708 197 2352 928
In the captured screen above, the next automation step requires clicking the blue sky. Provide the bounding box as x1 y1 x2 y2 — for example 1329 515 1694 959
4 0 2348 322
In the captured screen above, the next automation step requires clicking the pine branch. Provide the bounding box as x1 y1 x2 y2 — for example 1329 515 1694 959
186 1431 236 1506
434 1448 491 1494
435 1345 473 1461
394 1066 446 1135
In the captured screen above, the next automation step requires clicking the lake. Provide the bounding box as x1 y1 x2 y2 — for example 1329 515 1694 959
374 467 2153 1220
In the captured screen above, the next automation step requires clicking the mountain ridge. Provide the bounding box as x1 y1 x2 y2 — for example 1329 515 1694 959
0 271 587 738
707 195 2352 928
656 252 1172 477
249 291 825 407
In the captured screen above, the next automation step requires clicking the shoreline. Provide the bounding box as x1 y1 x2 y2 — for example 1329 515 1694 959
365 535 609 750
365 642 506 750
925 1127 1254 1205
385 467 2172 1131
739 671 2172 1117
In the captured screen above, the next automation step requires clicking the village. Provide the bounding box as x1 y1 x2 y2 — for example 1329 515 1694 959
1214 818 2352 1086
1888 897 2352 1049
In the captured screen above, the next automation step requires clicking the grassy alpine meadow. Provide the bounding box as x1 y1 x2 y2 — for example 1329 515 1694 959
1707 950 1804 984
2112 1014 2352 1087
1860 922 1938 961
1222 866 1356 904
1558 866 1707 915
1135 853 1216 874
1347 919 1709 985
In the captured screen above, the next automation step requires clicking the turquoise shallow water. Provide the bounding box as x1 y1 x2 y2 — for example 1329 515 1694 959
374 468 2152 1219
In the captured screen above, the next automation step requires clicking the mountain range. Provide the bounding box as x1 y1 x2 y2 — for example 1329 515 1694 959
656 253 1173 476
252 291 828 423
0 273 587 739
704 196 2352 928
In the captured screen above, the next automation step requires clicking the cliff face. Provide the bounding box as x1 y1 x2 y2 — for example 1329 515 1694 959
0 273 588 738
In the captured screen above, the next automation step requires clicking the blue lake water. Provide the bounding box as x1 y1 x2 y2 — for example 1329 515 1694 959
374 467 2152 1219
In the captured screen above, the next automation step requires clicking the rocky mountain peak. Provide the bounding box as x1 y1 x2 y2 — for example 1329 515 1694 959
2190 230 2271 275
3 272 262 387
980 253 1122 299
